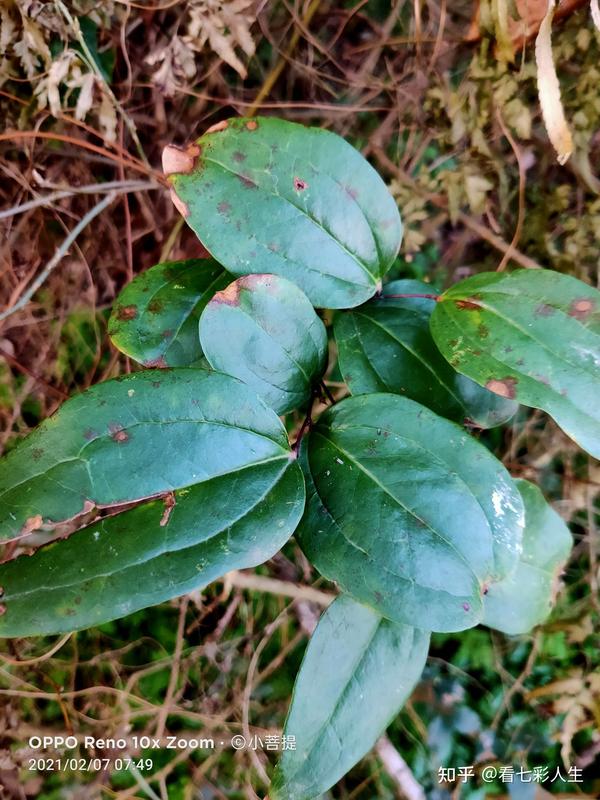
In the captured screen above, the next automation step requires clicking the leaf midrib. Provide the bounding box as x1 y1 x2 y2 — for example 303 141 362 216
200 155 379 285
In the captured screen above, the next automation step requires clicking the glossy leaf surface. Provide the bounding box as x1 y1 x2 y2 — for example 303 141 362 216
296 394 524 632
164 117 402 308
200 274 327 414
0 369 296 540
0 459 304 636
335 279 518 427
483 479 572 635
272 594 429 800
430 269 600 457
108 258 229 367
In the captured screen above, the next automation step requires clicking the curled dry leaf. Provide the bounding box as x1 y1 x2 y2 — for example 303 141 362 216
592 0 600 30
535 0 573 164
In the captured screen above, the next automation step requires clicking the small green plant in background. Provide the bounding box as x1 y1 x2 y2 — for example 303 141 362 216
0 117 596 799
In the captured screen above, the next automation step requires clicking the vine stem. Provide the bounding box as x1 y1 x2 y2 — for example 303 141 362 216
320 379 336 405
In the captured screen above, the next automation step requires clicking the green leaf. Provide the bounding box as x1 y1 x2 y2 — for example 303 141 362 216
199 274 328 414
0 369 297 540
334 279 518 427
296 394 524 632
108 258 229 367
163 117 402 309
430 269 600 457
0 459 304 637
483 479 572 635
272 594 429 800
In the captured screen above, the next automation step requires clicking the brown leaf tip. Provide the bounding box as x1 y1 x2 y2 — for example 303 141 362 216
486 377 518 399
162 143 200 177
213 281 241 306
206 120 229 134
568 298 595 320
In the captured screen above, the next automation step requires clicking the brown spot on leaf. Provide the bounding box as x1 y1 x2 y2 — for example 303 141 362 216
160 493 176 527
162 329 173 340
0 605 6 616
569 297 595 320
486 377 518 399
232 151 246 162
144 356 169 369
238 174 257 189
463 602 471 611
217 201 231 214
535 303 555 316
267 241 280 252
74 596 82 605
117 304 137 321
293 177 308 191
109 423 129 443
478 323 489 339
162 143 200 176
148 299 163 314
245 120 258 130
31 448 44 461
83 428 97 440
455 298 481 310
213 281 240 306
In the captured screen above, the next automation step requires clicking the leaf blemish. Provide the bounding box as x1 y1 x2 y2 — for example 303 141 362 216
31 448 44 460
569 297 595 319
245 120 258 131
455 298 481 310
463 602 470 611
238 174 257 189
294 177 308 191
232 151 246 162
0 604 6 616
109 423 129 443
486 377 518 399
117 304 137 321
217 201 231 215
147 299 163 314
535 303 555 316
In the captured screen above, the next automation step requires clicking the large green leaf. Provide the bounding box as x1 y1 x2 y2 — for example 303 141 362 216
334 279 518 427
0 459 304 636
296 394 524 632
0 369 297 540
163 117 402 309
108 258 229 367
271 594 429 800
483 479 572 635
430 269 600 457
199 274 327 414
